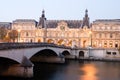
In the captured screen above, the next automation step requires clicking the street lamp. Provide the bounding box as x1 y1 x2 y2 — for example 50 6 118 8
89 31 92 47
17 29 21 42
88 31 92 58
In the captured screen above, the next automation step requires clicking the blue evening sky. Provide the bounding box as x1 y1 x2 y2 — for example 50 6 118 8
0 0 120 22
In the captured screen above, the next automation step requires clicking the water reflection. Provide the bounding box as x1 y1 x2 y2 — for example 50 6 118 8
80 63 98 80
1 61 120 80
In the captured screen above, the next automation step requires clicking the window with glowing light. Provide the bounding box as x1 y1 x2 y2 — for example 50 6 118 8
109 41 113 48
104 41 107 48
93 41 97 47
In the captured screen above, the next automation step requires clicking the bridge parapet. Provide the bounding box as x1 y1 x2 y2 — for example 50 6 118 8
0 43 72 50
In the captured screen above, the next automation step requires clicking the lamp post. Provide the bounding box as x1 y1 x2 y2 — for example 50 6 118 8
88 31 92 58
89 31 92 47
17 29 21 42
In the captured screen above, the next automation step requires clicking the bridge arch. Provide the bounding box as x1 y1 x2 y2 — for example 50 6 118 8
61 50 70 56
31 49 58 57
30 49 58 62
36 49 58 56
0 57 19 64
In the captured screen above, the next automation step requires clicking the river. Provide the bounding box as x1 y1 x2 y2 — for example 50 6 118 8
0 60 120 80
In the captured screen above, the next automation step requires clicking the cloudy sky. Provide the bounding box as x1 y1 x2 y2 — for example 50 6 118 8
0 0 120 22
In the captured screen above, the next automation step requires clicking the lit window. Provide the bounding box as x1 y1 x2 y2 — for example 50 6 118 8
93 41 97 47
104 41 107 48
107 27 110 30
99 41 102 47
109 41 113 47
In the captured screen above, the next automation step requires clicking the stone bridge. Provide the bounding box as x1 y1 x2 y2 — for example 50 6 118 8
0 43 119 64
0 43 119 78
0 43 74 64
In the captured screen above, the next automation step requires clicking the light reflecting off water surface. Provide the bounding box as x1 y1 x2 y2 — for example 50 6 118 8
1 61 120 80
80 64 98 80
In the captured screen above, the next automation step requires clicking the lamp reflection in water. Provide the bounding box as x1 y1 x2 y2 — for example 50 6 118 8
79 64 98 80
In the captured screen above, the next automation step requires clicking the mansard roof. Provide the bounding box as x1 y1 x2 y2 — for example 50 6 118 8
46 20 58 28
93 19 120 24
13 19 37 23
0 22 11 29
37 10 89 29
46 20 83 28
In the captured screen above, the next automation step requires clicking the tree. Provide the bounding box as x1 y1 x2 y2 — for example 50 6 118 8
8 30 18 42
3 34 11 42
0 27 8 42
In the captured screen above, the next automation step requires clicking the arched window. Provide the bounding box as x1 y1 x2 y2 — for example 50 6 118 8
109 41 113 48
115 41 118 48
104 41 107 48
38 39 41 42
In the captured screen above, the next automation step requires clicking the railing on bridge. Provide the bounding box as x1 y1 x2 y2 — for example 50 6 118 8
0 42 71 50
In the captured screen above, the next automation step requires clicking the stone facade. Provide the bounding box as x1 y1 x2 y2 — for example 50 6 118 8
6 10 120 49
12 19 37 42
92 19 120 48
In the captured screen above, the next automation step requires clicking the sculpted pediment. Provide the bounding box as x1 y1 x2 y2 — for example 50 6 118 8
57 21 68 31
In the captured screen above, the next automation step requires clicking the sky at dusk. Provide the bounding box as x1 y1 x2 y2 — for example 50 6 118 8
0 0 120 22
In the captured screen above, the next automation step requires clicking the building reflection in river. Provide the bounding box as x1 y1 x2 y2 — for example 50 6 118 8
80 63 98 80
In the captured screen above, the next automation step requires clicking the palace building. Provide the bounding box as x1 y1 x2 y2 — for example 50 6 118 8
6 10 120 48
92 19 120 48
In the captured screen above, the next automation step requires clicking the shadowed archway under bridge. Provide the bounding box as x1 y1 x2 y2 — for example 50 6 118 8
0 57 19 75
61 51 74 59
30 49 60 63
0 57 19 65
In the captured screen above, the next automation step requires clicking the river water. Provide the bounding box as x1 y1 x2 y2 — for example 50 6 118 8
1 60 120 80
